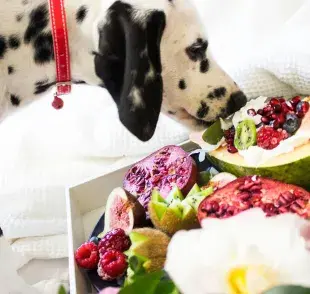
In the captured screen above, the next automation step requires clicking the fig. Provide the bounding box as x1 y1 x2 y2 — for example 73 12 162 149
125 228 170 283
198 175 310 223
104 187 146 235
123 145 198 213
149 184 213 235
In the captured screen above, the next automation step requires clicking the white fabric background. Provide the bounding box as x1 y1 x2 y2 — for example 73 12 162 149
1 0 310 293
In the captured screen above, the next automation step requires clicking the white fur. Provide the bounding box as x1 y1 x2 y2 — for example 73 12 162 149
0 0 240 129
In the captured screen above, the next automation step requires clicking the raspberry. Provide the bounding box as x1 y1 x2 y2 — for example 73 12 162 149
97 250 128 280
257 126 289 150
74 242 99 269
98 229 131 256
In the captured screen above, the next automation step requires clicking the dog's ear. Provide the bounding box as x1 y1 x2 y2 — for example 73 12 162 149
95 2 166 141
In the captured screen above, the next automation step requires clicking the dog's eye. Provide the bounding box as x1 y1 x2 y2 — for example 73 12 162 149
185 38 208 62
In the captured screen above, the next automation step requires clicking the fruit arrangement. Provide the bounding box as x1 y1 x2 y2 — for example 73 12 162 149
190 96 310 189
73 132 310 293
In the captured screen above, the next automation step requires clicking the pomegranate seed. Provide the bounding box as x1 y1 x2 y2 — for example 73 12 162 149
279 98 286 103
212 202 220 212
277 114 286 125
247 109 256 116
227 145 238 153
285 101 294 111
297 111 305 118
278 207 289 213
269 98 280 106
291 96 301 106
281 191 294 202
257 109 264 115
239 192 251 201
273 104 282 113
290 203 300 213
295 199 306 209
261 116 270 124
263 106 272 114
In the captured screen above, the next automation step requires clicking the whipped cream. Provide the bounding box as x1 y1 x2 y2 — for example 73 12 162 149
239 130 309 166
232 96 267 128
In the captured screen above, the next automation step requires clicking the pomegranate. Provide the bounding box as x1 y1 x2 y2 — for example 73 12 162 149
123 145 197 212
198 176 310 222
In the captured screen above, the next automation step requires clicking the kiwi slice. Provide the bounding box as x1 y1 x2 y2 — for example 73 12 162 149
165 186 184 204
234 119 257 150
187 184 201 196
202 119 224 145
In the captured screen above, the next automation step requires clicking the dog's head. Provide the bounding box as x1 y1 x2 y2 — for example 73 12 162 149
94 0 246 141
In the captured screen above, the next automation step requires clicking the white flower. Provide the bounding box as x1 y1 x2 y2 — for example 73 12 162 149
165 209 310 294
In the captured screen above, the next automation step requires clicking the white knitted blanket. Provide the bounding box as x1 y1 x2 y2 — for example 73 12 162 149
1 0 310 293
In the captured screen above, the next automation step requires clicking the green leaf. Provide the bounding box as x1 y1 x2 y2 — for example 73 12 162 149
57 285 67 294
128 255 146 276
119 271 164 294
263 285 310 294
155 280 180 294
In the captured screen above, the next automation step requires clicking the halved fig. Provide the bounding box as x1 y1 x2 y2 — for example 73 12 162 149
104 187 146 235
198 176 310 223
123 145 198 212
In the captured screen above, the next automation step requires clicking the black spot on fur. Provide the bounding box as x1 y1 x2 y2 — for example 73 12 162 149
214 87 227 98
16 14 24 22
33 32 54 64
185 38 208 62
200 59 209 73
76 5 88 23
8 66 14 74
208 87 227 99
178 79 186 90
10 94 21 106
0 35 7 59
196 101 209 119
8 35 21 49
168 110 176 115
24 4 49 43
0 227 2 236
73 80 87 84
34 79 55 94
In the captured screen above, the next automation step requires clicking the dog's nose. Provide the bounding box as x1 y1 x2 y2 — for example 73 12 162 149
227 91 247 115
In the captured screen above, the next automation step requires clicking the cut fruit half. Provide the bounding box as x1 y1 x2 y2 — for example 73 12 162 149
148 184 213 235
207 142 310 190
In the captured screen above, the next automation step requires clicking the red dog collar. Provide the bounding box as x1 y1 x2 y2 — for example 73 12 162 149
48 0 71 109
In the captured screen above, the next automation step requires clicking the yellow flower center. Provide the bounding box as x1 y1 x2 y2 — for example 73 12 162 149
227 265 278 294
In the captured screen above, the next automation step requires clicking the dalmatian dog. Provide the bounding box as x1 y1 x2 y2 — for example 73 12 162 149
0 0 247 141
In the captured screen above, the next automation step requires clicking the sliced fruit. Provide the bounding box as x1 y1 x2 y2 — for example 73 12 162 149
187 183 201 196
202 119 224 145
123 145 198 214
148 184 213 235
234 119 257 150
207 142 310 190
125 228 170 282
104 187 146 235
165 186 184 205
197 176 310 223
184 187 213 211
